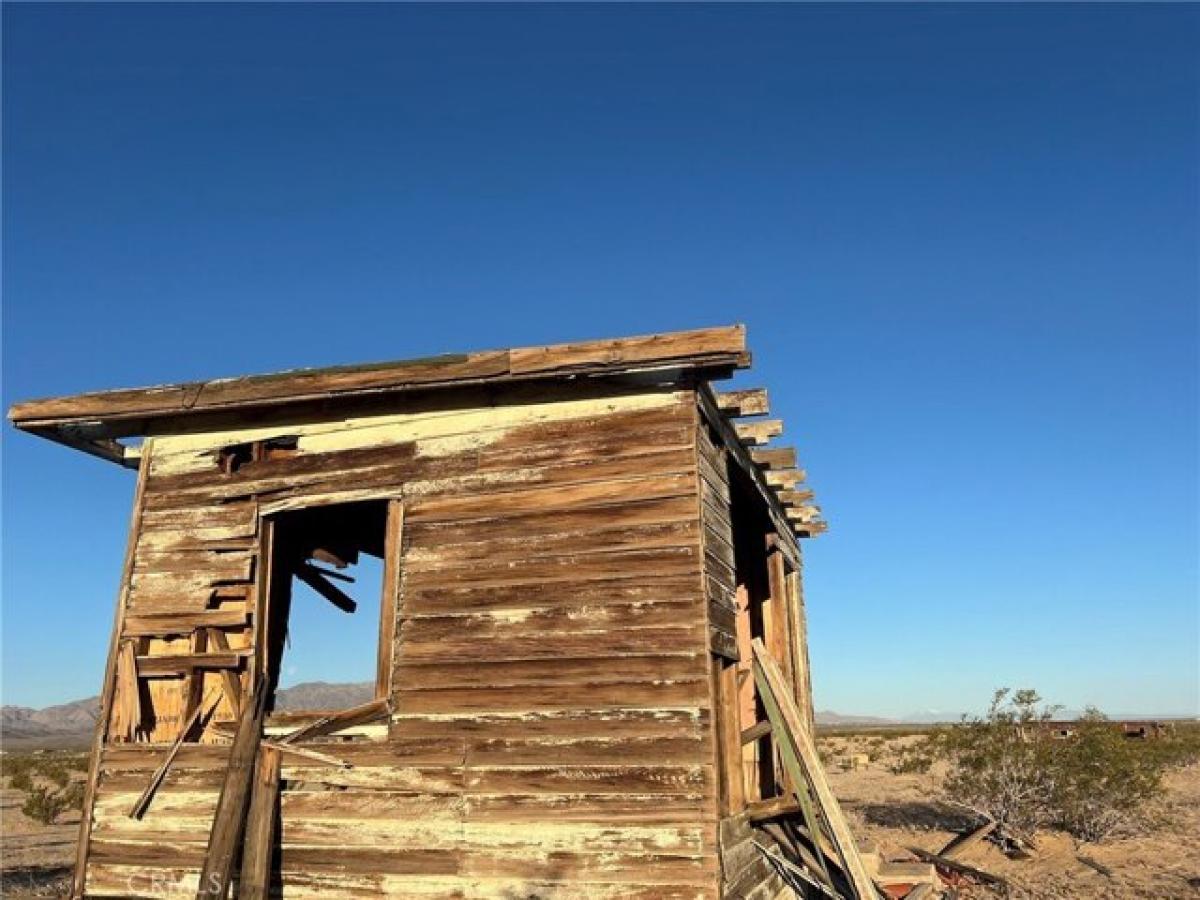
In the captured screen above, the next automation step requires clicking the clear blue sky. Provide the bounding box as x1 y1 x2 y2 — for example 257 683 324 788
3 4 1196 716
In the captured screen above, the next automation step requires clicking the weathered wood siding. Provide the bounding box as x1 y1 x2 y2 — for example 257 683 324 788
83 383 721 899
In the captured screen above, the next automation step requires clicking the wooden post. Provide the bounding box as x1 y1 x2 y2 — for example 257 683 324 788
714 660 745 814
376 499 403 700
196 676 267 900
751 639 878 900
238 744 282 900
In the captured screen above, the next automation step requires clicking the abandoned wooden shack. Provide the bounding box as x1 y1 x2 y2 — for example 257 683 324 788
9 324 866 900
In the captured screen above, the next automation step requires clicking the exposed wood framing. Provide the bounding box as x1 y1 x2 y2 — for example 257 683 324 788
715 388 769 417
733 419 783 446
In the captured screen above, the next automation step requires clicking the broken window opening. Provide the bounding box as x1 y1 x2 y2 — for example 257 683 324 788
260 499 398 741
218 435 299 474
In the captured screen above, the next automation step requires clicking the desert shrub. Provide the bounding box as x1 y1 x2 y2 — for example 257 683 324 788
60 780 85 811
21 785 70 825
39 762 71 788
1 754 36 781
935 690 1188 843
64 753 90 772
9 768 35 793
1049 709 1165 841
889 739 936 775
934 689 1061 833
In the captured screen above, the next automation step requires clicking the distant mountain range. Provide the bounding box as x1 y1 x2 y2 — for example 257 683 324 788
1 681 375 749
4 687 1192 750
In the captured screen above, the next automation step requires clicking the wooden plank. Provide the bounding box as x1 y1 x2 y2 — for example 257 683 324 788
734 420 783 446
938 819 997 860
509 324 748 375
909 847 1007 888
751 448 797 470
195 677 267 900
715 388 769 417
715 662 745 815
72 441 154 899
123 608 249 637
205 628 243 720
238 744 281 900
751 638 876 899
764 469 806 489
377 499 403 700
740 720 772 746
776 489 814 507
11 325 748 434
128 693 218 820
278 698 390 744
136 650 250 675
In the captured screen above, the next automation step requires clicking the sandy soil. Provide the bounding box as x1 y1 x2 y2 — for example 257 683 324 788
0 786 77 897
822 733 1200 899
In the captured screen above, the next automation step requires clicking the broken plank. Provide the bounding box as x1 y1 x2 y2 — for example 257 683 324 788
278 698 390 745
909 846 1008 888
128 693 218 820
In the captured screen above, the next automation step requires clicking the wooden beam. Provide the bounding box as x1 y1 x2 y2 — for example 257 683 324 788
787 506 823 525
238 744 281 900
765 469 807 489
746 795 803 823
741 719 772 745
205 628 243 720
196 676 267 900
716 388 769 417
734 419 783 446
122 608 249 637
278 698 390 745
909 847 1007 888
10 325 750 435
751 447 796 470
128 693 218 820
752 638 878 900
136 649 251 675
376 500 403 700
295 563 357 613
777 489 815 506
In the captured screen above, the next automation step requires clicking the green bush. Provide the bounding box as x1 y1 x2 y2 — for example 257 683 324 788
934 690 1192 843
9 768 34 793
935 689 1060 833
21 786 70 825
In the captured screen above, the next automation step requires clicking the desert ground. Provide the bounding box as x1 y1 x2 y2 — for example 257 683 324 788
2 733 1198 899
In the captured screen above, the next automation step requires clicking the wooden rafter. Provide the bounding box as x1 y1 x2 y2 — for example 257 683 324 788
734 419 783 446
751 447 797 470
715 388 769 417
